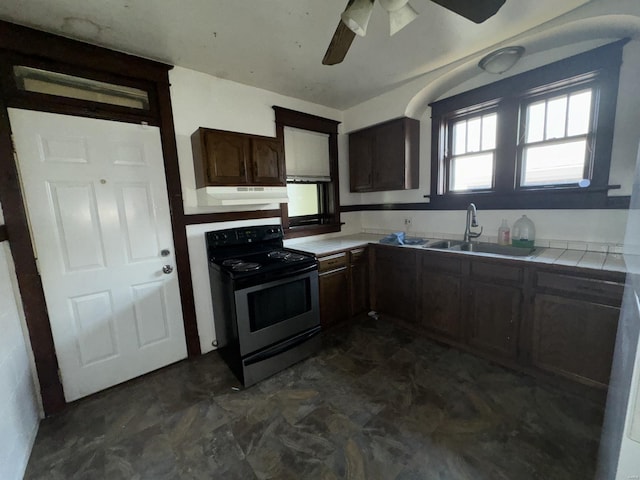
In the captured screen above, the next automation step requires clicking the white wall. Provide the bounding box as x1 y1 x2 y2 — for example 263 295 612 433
0 210 41 480
169 67 345 215
360 209 627 249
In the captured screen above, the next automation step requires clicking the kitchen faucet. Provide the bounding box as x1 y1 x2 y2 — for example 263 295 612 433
464 203 483 243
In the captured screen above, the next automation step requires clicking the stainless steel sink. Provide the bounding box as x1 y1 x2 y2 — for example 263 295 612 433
427 240 464 249
426 240 541 257
452 242 538 256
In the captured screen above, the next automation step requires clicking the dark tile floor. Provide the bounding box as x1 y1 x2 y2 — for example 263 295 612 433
25 316 604 479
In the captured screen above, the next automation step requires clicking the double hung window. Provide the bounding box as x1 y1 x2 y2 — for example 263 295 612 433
449 112 497 191
519 87 593 188
430 41 624 209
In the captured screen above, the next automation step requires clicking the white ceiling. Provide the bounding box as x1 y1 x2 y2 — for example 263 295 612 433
0 0 593 109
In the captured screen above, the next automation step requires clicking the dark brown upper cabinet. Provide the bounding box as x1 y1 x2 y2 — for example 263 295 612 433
191 128 286 187
348 117 419 193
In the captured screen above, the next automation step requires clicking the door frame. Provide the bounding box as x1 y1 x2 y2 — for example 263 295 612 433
0 21 201 415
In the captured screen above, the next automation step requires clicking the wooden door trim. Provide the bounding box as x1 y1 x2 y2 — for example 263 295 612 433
0 20 201 415
0 96 66 414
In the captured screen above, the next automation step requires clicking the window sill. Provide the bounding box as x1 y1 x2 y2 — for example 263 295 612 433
283 223 342 239
427 189 629 210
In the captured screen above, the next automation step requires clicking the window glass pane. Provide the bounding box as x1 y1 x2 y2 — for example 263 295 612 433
466 117 482 153
567 90 592 136
525 101 546 143
452 120 466 155
13 66 149 110
286 183 319 217
481 113 497 150
521 139 587 186
545 95 568 139
450 153 494 191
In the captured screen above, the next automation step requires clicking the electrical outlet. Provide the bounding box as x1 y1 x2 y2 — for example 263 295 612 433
404 217 412 226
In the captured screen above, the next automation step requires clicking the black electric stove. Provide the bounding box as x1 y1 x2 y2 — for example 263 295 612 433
205 225 321 387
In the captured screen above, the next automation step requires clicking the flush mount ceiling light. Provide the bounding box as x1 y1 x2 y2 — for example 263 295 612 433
379 0 419 36
341 0 375 37
479 46 525 74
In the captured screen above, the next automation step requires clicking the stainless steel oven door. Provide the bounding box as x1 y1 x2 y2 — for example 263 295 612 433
234 269 320 356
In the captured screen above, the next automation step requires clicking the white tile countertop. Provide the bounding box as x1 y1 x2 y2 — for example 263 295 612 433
286 233 633 273
285 233 384 256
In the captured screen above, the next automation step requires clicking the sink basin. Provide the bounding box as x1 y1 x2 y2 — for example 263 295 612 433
427 240 464 249
426 240 541 257
451 242 539 257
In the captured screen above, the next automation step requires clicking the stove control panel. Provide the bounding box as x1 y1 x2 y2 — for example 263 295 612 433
206 225 283 248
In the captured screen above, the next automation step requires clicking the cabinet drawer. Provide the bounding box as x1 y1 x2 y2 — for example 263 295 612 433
470 260 522 283
318 252 348 273
422 253 463 275
536 271 624 300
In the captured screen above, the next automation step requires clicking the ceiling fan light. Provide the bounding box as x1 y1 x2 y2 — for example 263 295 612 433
341 0 374 37
388 3 418 35
479 46 525 74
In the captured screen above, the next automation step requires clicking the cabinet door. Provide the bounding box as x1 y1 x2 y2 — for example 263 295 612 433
350 249 369 317
373 120 406 191
467 281 521 359
203 131 250 184
373 248 417 323
532 293 619 387
349 130 374 192
251 138 286 185
319 268 349 329
421 271 463 341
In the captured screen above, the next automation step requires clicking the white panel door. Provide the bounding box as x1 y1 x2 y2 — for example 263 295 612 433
9 108 187 401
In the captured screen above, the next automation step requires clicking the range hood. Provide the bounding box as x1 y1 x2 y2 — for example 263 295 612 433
196 186 289 206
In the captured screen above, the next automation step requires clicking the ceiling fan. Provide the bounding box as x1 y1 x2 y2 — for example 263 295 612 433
322 0 507 65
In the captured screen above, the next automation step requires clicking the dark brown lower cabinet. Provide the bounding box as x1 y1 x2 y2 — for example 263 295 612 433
318 248 370 328
467 281 521 359
373 246 417 323
350 248 369 316
420 255 464 341
353 245 624 391
319 266 349 329
532 293 620 388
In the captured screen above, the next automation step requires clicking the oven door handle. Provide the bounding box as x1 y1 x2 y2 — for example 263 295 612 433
235 262 318 290
244 326 321 366
269 263 318 282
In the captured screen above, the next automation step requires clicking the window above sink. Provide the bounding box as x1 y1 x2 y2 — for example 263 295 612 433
429 41 625 210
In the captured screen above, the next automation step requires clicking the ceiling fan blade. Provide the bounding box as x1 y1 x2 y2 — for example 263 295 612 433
429 0 506 23
322 20 357 65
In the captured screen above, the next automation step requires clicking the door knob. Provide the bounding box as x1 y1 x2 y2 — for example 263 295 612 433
162 265 174 274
